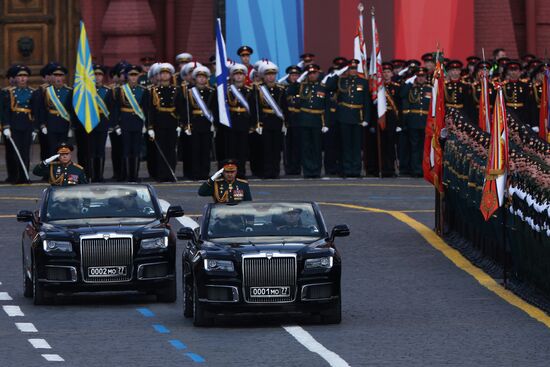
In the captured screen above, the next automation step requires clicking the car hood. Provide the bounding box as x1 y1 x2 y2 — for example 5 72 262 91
39 220 166 241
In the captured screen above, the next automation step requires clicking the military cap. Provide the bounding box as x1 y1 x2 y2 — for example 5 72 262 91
13 65 31 76
208 55 216 64
40 62 60 77
391 59 406 68
522 53 536 62
332 57 348 67
222 159 238 172
180 61 202 78
416 67 428 76
159 63 175 74
284 207 302 214
259 61 278 75
140 56 154 66
285 65 301 75
230 63 248 75
504 60 522 73
52 65 68 75
254 59 269 70
474 61 492 73
175 53 193 63
531 63 547 78
56 142 74 154
192 65 211 78
421 53 435 62
110 61 128 78
300 53 315 61
237 46 253 56
407 59 421 68
148 62 160 79
466 56 481 65
497 57 510 66
382 62 393 71
306 64 321 73
5 65 18 78
125 64 143 75
527 59 542 70
447 60 463 70
92 64 108 75
348 59 360 69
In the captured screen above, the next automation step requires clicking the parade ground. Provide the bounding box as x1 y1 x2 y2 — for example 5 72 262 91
1 175 550 366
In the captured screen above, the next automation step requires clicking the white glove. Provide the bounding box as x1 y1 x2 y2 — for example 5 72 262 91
142 125 147 134
255 126 263 135
532 126 540 133
396 127 403 133
32 131 37 142
44 154 60 165
297 60 305 68
398 66 410 76
297 71 309 83
185 128 192 136
405 75 417 84
281 125 288 135
2 129 11 139
360 121 368 127
210 124 215 133
67 129 73 138
147 129 155 140
321 126 329 133
176 126 182 137
278 74 289 84
41 126 48 135
115 127 122 136
210 168 224 181
334 66 349 77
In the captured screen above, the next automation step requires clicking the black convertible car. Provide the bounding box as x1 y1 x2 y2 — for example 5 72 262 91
17 184 184 305
178 201 349 326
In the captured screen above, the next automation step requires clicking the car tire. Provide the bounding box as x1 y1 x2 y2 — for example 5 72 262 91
23 259 32 298
320 297 341 324
32 264 53 305
182 271 193 318
156 279 177 303
193 284 213 327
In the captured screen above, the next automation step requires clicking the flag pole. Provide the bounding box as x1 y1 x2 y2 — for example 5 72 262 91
370 5 384 178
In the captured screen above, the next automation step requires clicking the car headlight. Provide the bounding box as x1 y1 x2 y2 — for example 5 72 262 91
304 256 333 269
140 237 168 250
43 240 72 253
203 259 234 272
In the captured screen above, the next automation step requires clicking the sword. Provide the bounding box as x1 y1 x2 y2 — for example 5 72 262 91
8 136 30 181
152 139 178 182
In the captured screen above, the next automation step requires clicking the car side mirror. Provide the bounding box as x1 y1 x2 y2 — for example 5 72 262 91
177 227 196 241
164 205 184 222
17 210 34 223
330 224 350 241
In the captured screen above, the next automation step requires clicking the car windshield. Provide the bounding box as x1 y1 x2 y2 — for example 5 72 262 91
45 185 158 221
206 202 322 239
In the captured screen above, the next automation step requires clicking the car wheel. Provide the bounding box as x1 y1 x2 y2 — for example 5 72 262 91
182 272 193 318
320 297 341 324
156 279 177 303
23 259 32 298
193 284 213 327
32 264 53 305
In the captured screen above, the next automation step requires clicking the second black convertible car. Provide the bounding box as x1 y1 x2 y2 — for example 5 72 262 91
18 184 184 305
178 201 350 326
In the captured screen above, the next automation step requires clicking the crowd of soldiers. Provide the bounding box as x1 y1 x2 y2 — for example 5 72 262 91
0 47 548 183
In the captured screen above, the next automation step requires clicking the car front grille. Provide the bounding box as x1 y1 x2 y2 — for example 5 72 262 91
242 254 296 303
81 235 133 283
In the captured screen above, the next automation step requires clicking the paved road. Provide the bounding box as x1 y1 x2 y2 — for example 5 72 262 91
0 178 550 366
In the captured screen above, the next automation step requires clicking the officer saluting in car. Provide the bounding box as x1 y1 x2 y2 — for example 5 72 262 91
198 159 252 203
32 142 88 185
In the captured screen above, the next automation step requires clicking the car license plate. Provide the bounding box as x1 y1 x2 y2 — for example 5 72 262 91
250 286 290 297
87 266 127 277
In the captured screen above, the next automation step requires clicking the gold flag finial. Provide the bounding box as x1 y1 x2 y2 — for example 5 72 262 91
358 3 364 13
370 5 375 16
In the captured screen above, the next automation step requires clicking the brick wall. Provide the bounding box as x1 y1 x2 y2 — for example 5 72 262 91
174 0 214 64
474 0 519 58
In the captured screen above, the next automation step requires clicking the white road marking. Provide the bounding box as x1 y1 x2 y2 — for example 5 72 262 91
42 354 64 362
159 199 199 230
28 339 51 349
0 291 12 300
15 322 37 332
283 326 350 367
3 305 24 316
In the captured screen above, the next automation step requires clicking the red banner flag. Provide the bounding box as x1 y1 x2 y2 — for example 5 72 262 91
478 69 491 133
539 68 549 142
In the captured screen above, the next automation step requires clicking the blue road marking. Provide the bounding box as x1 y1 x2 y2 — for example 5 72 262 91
153 324 170 334
169 339 187 350
186 353 205 363
136 307 155 317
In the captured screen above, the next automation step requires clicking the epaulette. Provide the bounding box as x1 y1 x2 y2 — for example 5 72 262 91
276 83 286 89
136 84 146 90
65 85 73 90
390 81 400 87
244 85 253 91
214 178 224 182
236 178 249 183
2 86 15 91
520 78 530 83
40 83 49 90
206 85 215 91
72 163 84 169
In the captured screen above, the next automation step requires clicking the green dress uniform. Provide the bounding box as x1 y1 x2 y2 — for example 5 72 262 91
32 161 88 186
324 72 371 177
284 81 302 175
198 177 252 203
323 89 341 175
444 78 471 119
470 79 496 127
503 79 534 126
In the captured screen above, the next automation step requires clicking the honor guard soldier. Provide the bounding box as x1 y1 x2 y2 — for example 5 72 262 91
148 62 184 182
199 159 252 203
300 53 316 68
503 60 535 127
37 64 75 157
283 65 303 175
257 61 288 179
288 64 327 178
186 65 217 180
174 53 193 85
237 46 254 86
108 61 129 181
400 67 432 177
1 65 19 183
2 65 36 184
90 64 113 182
531 63 547 133
225 63 256 178
112 64 150 182
391 59 407 82
138 56 155 87
445 60 471 119
464 56 481 84
178 61 201 179
323 59 371 177
470 61 495 127
33 143 87 185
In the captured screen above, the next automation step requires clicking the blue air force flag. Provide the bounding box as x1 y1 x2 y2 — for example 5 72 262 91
215 18 231 128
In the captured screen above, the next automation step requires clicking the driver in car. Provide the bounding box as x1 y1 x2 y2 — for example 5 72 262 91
276 208 305 231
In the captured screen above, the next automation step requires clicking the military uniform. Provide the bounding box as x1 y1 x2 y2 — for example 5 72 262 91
503 79 534 126
198 177 252 203
324 60 371 177
90 76 113 182
32 143 87 185
283 66 302 175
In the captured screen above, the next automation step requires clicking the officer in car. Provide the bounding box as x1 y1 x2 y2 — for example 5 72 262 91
32 142 88 185
276 207 304 230
198 159 252 203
